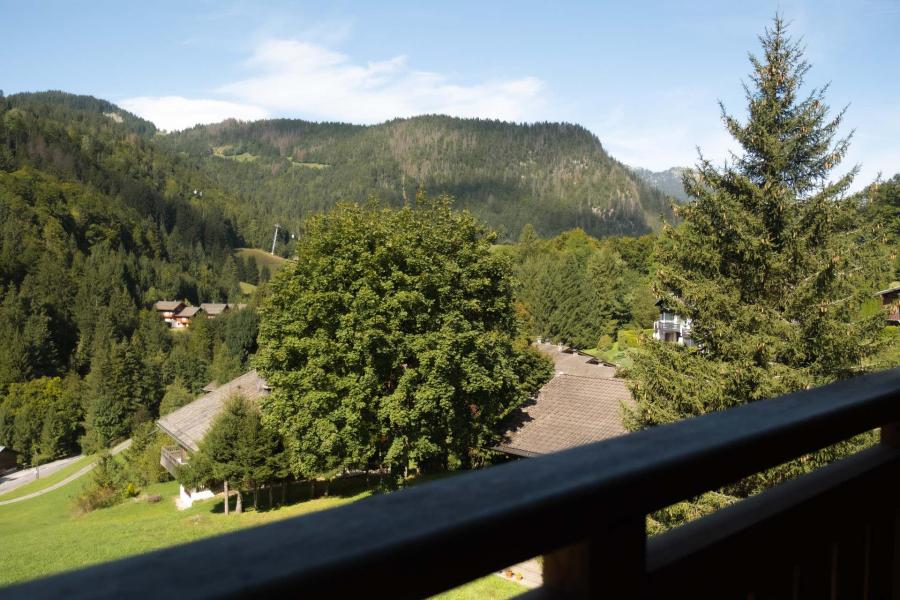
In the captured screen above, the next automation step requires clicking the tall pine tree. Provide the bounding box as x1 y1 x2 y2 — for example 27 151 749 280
628 17 884 493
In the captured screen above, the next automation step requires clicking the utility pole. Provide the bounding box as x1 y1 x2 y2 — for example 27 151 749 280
271 223 281 255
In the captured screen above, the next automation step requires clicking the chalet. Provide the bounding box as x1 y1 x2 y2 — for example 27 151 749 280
154 301 186 326
496 343 630 457
653 300 694 346
172 306 203 329
200 303 229 318
156 370 269 508
0 446 18 473
876 284 900 325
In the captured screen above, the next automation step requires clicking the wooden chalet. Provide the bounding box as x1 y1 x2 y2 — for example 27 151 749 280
172 306 203 329
153 300 186 327
156 370 270 507
876 284 900 325
199 303 229 318
496 343 630 457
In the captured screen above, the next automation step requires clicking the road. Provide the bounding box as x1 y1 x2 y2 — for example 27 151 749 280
0 439 132 506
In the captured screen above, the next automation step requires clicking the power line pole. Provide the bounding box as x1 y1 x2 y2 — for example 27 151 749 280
271 223 281 255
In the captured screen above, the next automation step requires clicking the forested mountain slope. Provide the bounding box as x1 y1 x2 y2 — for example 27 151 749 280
162 115 677 243
0 91 256 443
630 166 691 202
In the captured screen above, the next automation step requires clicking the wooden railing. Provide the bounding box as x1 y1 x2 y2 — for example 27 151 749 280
159 445 185 479
5 368 900 599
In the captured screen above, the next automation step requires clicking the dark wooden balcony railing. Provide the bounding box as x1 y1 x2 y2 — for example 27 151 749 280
5 367 900 599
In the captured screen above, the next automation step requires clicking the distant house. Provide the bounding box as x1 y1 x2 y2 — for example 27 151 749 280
154 301 186 327
156 371 270 508
495 343 630 458
172 306 203 329
0 446 18 473
876 284 900 325
200 303 229 319
653 300 694 346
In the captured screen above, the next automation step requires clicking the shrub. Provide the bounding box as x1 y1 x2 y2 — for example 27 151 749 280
617 329 642 350
596 334 614 351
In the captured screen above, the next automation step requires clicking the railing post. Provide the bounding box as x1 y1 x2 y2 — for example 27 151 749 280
543 516 646 598
881 421 900 600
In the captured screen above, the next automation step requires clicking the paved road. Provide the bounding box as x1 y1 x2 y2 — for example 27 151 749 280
0 439 132 507
0 454 85 496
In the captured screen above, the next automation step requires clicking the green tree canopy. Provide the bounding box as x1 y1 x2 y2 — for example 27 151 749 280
255 196 551 480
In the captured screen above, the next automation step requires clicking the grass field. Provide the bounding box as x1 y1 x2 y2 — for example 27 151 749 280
288 158 331 171
0 455 94 501
211 146 258 162
235 247 290 272
0 477 526 597
239 281 258 295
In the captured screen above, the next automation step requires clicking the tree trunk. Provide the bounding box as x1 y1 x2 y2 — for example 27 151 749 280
235 490 243 514
253 487 258 510
268 485 273 509
224 480 229 516
281 480 287 505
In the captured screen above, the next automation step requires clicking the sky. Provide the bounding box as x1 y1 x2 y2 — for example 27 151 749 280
2 0 898 185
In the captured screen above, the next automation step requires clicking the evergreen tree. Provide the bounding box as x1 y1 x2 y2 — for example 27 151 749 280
178 395 284 514
628 17 884 495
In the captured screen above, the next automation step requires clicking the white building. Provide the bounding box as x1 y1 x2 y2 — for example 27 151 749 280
653 305 694 346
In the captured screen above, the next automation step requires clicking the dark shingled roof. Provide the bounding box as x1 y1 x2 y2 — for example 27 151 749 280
154 300 184 311
175 306 203 318
200 303 229 316
496 375 630 457
157 371 269 452
496 342 630 457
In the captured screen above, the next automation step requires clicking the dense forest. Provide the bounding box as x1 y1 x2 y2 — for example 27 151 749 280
0 91 260 463
160 115 677 245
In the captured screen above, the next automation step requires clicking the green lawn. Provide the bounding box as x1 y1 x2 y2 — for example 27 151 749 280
239 281 258 295
0 478 366 587
432 575 525 599
0 455 94 501
0 477 527 597
235 247 290 272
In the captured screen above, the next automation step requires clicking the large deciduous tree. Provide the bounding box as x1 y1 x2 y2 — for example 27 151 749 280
627 17 885 494
255 195 550 481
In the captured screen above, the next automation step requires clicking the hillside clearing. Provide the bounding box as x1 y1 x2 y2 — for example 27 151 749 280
235 247 290 272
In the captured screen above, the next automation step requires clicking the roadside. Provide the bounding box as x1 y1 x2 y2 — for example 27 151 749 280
0 454 85 497
0 439 131 506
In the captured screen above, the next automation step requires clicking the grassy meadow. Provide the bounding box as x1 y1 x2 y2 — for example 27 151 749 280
235 247 290 271
0 475 526 598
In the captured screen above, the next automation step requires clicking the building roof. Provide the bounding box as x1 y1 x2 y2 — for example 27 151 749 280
496 375 631 457
201 381 221 393
533 342 618 378
200 303 229 316
154 300 184 311
495 342 630 457
175 306 203 318
876 284 900 297
156 371 270 452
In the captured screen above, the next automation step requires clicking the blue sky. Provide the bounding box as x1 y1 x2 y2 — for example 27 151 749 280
2 0 898 184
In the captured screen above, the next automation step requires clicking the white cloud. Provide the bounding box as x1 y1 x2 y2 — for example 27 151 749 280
119 96 269 132
217 39 545 123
